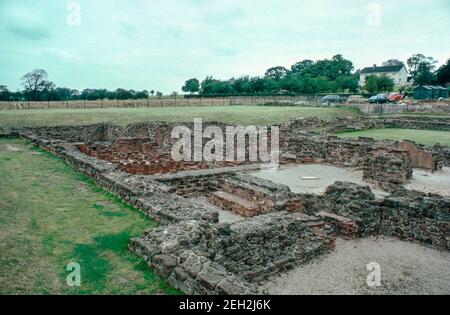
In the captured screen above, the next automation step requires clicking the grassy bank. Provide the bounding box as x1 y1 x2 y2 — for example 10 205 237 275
0 106 361 127
336 128 450 146
0 138 177 295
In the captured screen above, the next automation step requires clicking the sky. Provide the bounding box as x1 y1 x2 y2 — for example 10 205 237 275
1 0 449 94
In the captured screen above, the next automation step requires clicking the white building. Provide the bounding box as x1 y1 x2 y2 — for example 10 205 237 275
359 65 408 87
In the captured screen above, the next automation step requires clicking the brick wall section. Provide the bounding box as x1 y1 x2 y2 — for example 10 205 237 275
78 137 222 175
363 148 413 191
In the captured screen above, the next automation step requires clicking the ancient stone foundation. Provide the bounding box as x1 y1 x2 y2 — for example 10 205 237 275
3 116 449 295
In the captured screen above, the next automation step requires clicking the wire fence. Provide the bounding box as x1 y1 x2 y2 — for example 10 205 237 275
1 95 450 115
0 95 325 110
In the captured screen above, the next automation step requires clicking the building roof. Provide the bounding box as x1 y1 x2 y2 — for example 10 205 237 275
414 85 447 90
360 65 404 74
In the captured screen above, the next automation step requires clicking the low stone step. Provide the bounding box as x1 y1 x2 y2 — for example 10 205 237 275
317 211 358 236
210 191 259 217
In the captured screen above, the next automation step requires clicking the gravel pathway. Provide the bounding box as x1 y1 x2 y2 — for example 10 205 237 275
263 237 450 295
406 167 450 197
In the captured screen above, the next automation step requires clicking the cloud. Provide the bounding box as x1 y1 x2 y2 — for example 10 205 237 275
7 23 51 40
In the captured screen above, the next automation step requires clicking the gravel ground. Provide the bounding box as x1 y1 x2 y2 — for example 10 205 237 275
406 167 450 197
263 237 450 295
250 164 388 198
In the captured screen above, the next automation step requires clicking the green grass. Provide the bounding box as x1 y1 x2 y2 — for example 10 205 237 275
336 128 450 146
0 138 178 295
0 106 361 127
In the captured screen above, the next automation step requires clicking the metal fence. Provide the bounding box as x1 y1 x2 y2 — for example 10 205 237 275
0 94 326 110
1 95 450 115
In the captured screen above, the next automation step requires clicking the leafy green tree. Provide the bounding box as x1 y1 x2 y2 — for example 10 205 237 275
290 60 315 75
364 75 394 93
376 75 395 92
436 58 450 85
182 78 200 94
200 76 233 94
135 90 149 99
55 87 72 100
20 69 55 101
407 54 437 85
249 77 266 93
112 88 133 100
336 75 359 92
265 66 288 80
0 85 10 101
364 75 379 93
263 79 280 93
231 76 251 94
289 55 353 81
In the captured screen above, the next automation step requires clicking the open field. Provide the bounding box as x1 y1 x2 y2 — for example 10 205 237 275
0 138 177 295
0 106 361 127
336 128 450 146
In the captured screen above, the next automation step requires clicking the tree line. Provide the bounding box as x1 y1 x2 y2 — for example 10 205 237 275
1 54 449 102
182 54 450 95
0 69 163 101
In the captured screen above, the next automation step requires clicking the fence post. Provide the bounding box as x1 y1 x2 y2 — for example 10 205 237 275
47 100 50 109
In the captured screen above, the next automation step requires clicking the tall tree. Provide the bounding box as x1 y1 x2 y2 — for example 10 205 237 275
436 58 450 85
290 60 315 75
182 78 200 94
0 85 10 101
407 54 437 85
265 66 288 80
364 75 394 93
20 69 54 101
376 75 395 92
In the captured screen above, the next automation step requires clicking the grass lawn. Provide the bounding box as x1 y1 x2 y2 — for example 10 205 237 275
336 128 450 146
0 105 361 127
0 138 178 295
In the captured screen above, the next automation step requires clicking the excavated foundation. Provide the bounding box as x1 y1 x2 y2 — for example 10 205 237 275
2 116 449 295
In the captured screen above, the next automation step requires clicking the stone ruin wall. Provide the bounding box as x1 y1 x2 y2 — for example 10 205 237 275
129 212 335 294
2 116 449 295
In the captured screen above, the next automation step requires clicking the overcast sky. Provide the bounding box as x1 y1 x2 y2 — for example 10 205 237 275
1 0 449 93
